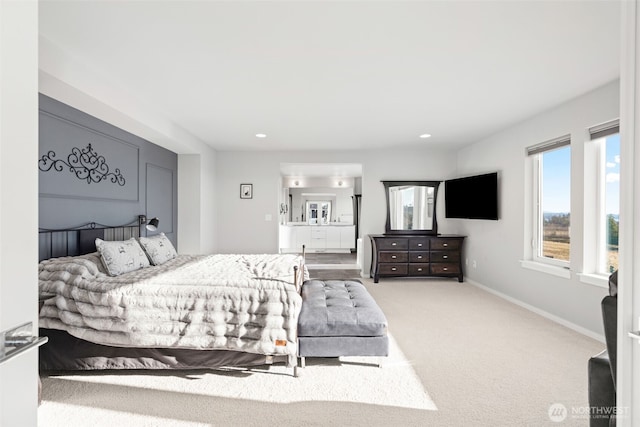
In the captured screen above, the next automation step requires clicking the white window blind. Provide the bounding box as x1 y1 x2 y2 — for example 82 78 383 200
589 119 619 140
526 135 571 156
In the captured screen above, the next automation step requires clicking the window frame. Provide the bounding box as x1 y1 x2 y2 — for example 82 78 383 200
595 136 608 274
527 135 572 270
586 120 620 277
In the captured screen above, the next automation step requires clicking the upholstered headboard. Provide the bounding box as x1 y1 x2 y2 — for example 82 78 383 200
39 222 140 261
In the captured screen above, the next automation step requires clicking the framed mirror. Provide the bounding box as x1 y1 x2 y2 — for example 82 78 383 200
383 180 440 235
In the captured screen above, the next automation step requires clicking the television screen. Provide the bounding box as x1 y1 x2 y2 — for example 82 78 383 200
445 172 498 220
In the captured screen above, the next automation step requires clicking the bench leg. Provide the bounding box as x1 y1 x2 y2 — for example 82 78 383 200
293 356 306 377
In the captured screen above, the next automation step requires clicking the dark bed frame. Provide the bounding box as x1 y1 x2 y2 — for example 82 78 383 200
38 218 293 373
39 220 142 262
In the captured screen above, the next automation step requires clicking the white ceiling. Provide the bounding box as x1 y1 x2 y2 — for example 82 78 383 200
39 1 620 153
280 163 362 178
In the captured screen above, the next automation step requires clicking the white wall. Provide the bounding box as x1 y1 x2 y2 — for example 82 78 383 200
451 80 620 336
0 1 40 425
178 149 218 255
215 148 458 270
199 147 218 254
178 155 202 254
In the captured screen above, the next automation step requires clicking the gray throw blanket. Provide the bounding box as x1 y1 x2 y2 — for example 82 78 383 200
39 253 305 365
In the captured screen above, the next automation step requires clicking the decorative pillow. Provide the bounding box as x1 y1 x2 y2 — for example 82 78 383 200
138 232 178 266
95 238 150 276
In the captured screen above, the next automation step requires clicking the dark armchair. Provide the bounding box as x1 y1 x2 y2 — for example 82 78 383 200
588 270 617 427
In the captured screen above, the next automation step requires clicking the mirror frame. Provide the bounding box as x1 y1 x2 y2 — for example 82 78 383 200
383 180 441 235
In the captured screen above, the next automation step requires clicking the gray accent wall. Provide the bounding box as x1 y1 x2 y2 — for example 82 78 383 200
38 94 178 246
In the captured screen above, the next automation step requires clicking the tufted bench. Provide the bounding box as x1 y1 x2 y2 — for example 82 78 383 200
296 279 389 375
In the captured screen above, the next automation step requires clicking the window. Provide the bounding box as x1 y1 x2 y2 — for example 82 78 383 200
590 121 620 274
528 135 571 267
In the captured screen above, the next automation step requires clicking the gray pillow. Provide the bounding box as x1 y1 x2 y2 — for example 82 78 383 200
95 238 150 276
139 232 177 266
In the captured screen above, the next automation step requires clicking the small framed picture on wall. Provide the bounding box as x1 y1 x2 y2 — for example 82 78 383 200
240 183 253 199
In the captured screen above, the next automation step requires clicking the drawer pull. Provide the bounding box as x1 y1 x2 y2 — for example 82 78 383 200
417 243 423 247
443 267 448 271
417 255 423 259
417 268 423 272
391 255 397 259
391 267 397 271
392 242 397 246
443 243 448 247
443 255 448 259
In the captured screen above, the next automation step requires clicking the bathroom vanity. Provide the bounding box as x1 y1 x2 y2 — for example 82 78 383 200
279 223 355 253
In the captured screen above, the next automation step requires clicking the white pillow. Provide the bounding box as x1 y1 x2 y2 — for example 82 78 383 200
138 232 177 266
95 238 150 276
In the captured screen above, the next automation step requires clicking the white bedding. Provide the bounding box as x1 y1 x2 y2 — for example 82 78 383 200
39 253 306 364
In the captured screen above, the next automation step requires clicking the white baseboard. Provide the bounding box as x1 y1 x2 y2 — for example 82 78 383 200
466 278 605 343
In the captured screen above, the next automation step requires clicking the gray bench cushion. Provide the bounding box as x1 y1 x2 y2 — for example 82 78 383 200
298 279 388 337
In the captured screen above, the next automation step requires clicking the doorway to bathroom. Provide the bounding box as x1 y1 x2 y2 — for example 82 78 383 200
279 163 363 280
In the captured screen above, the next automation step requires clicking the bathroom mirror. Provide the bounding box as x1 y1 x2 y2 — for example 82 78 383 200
382 181 440 235
307 201 331 225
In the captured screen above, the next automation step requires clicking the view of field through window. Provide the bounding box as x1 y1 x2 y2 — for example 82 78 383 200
604 134 620 273
540 134 619 273
541 146 571 262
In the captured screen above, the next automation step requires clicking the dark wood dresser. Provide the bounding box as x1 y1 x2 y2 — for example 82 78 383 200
369 234 465 283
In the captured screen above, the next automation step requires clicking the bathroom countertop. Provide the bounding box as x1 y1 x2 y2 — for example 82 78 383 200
283 222 354 227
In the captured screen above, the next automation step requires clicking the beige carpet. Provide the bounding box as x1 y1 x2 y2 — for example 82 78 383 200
38 335 435 427
37 278 604 426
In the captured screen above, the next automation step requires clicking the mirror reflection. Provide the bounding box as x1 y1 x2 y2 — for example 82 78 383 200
307 201 331 225
388 186 434 230
383 181 440 234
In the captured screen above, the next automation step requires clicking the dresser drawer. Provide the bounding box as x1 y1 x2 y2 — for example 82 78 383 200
409 238 430 250
409 252 429 263
431 263 460 275
369 234 464 283
379 251 408 263
379 264 408 275
430 251 459 263
376 238 409 250
431 238 461 251
408 263 430 275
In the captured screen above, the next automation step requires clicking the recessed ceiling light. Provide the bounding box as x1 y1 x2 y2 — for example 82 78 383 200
255 133 267 138
419 133 432 139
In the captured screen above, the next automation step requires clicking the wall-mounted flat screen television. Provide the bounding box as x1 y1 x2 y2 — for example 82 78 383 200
444 172 498 220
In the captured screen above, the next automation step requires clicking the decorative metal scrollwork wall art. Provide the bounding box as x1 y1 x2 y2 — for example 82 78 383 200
38 143 126 186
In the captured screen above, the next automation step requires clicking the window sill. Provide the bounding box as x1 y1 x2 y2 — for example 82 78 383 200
520 260 571 279
577 273 609 289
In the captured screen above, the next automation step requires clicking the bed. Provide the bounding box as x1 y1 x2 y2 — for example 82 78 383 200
38 221 306 372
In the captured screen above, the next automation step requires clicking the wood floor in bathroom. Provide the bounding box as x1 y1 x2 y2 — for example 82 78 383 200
304 252 362 280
